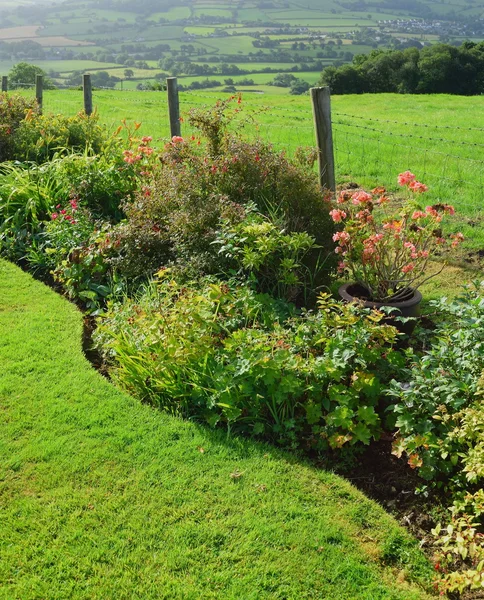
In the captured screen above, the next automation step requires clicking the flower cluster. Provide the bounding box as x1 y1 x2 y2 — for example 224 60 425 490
122 135 154 164
330 172 464 301
51 197 79 224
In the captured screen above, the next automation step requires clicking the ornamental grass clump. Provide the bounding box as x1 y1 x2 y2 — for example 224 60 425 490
331 171 464 302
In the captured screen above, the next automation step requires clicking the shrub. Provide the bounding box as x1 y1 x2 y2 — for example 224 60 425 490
0 93 39 161
13 110 108 162
51 152 138 219
388 285 484 595
214 206 322 303
110 100 335 300
37 201 122 310
95 278 403 452
389 287 484 485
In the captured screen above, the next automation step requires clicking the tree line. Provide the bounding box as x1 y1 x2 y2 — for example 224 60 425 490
320 42 484 95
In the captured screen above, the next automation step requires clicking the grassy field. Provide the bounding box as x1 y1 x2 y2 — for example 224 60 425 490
0 258 435 599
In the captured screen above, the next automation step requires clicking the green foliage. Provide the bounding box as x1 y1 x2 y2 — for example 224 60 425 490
0 93 38 162
320 42 484 95
111 100 335 299
8 62 55 89
431 491 484 595
51 152 137 219
0 161 65 260
96 279 402 453
214 206 321 303
30 202 123 311
389 286 484 484
13 110 109 162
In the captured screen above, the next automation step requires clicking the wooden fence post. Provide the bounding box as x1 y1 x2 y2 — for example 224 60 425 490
310 86 336 192
1 76 7 92
83 74 93 116
167 77 181 137
35 75 43 114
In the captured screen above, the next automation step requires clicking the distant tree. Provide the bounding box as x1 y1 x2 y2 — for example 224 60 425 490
319 42 484 95
269 73 298 87
8 62 54 89
290 79 310 95
124 69 134 79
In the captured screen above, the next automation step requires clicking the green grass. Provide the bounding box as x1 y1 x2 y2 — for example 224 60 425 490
0 259 434 599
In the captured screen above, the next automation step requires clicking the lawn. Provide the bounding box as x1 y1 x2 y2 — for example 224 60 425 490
0 259 434 599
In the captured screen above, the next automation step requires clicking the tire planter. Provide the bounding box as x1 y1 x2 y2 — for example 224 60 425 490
338 282 422 335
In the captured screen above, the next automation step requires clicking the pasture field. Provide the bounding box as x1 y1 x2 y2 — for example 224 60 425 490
30 89 484 251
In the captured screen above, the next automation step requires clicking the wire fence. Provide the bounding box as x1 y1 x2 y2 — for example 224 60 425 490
9 84 484 240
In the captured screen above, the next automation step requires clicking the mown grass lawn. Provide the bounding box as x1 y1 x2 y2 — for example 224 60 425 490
0 259 435 599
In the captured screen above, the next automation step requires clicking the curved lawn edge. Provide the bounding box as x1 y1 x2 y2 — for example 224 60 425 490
0 259 434 600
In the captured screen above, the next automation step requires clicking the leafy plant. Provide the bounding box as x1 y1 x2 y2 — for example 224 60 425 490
0 161 65 260
389 286 484 484
110 102 335 300
0 93 39 162
214 206 322 302
95 278 403 452
13 110 108 163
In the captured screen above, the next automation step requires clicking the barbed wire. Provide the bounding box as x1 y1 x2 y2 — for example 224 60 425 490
333 120 484 149
332 127 484 164
333 111 484 133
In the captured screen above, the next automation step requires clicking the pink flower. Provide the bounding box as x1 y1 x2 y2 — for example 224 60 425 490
333 231 350 245
351 191 373 205
404 242 416 251
51 212 58 220
60 209 66 215
425 206 439 218
401 263 415 273
398 171 416 186
411 210 426 220
408 181 428 193
141 136 152 143
444 204 455 215
329 209 347 223
172 136 184 143
337 261 347 273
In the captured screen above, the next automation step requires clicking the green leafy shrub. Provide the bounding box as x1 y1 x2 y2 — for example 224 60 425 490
432 490 484 595
52 152 137 219
95 278 402 452
214 206 322 303
13 110 108 162
389 287 484 484
29 200 123 311
0 93 39 161
110 101 335 300
388 286 484 595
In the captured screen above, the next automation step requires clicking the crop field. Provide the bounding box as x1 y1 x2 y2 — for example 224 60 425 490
2 0 482 93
